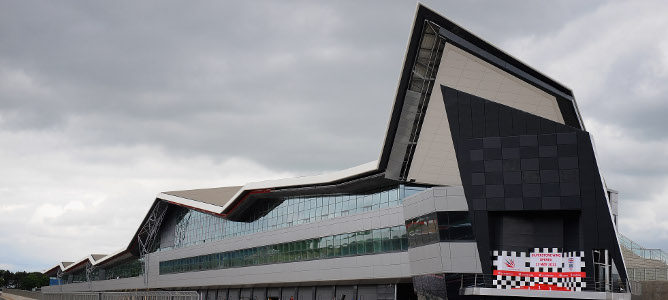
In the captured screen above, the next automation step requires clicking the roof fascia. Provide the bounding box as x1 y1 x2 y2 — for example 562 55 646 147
157 192 226 214
62 256 91 273
220 160 379 214
42 265 61 275
92 248 128 267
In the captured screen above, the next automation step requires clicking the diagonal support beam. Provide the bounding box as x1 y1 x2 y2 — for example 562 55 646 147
137 200 169 285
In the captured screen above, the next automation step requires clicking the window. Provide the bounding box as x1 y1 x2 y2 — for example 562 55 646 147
406 212 474 247
161 185 426 252
158 225 408 275
437 212 474 241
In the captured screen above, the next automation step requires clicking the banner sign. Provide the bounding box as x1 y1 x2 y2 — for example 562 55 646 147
492 248 586 291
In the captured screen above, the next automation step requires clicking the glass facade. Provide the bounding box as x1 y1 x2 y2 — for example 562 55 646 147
85 258 143 281
162 185 426 251
159 225 408 275
69 270 86 284
405 212 474 248
100 258 142 280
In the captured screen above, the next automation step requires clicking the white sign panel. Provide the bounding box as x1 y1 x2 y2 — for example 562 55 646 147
530 252 562 269
497 253 527 272
563 255 583 272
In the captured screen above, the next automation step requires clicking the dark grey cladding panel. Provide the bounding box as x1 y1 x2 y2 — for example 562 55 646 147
440 85 627 283
463 134 580 208
385 90 421 180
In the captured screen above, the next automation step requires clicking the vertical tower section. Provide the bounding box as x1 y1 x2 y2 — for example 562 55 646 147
441 85 627 285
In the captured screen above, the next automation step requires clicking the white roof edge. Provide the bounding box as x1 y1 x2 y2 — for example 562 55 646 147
62 256 94 272
157 192 225 214
418 3 573 94
221 160 380 212
43 264 62 274
92 248 128 266
59 262 73 270
378 3 422 165
57 249 128 273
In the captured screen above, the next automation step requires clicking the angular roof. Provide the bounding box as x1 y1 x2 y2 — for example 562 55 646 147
164 186 243 207
44 250 131 275
43 261 74 276
158 161 380 216
62 254 108 272
91 254 107 261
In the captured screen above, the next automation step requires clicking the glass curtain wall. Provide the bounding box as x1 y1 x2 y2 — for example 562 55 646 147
87 258 143 281
161 185 426 251
69 270 86 283
102 258 142 280
160 225 408 275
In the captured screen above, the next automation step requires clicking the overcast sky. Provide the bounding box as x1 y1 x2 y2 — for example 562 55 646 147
1 0 667 272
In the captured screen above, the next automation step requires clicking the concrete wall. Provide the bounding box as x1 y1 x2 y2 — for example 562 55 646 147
636 281 668 300
402 186 467 221
402 187 482 275
41 277 145 293
407 242 482 275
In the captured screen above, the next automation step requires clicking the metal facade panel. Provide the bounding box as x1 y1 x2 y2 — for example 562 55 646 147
440 85 627 282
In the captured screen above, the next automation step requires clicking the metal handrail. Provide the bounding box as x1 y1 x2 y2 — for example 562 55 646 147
458 274 636 294
618 234 668 263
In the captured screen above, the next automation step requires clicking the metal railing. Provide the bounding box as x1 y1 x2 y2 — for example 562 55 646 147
619 234 668 263
457 274 638 294
40 291 199 300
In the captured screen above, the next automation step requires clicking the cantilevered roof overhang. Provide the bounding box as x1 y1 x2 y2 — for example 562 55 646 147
43 261 74 277
61 254 107 274
156 160 381 217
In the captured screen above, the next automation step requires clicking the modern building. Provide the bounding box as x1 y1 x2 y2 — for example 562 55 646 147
43 4 633 300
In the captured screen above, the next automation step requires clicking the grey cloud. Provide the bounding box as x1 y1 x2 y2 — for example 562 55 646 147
0 1 613 172
585 54 668 140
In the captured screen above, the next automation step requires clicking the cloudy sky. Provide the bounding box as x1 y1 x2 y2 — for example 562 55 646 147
1 0 667 272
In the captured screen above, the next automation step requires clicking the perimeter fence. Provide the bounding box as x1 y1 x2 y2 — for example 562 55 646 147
40 291 199 300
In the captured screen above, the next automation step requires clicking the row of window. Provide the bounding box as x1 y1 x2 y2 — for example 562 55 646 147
405 212 474 248
61 258 143 284
68 270 86 284
162 185 426 251
99 258 142 281
160 225 408 275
